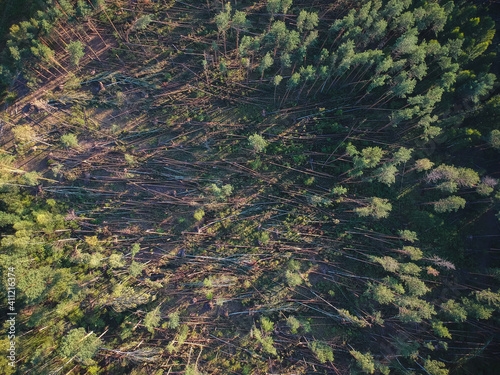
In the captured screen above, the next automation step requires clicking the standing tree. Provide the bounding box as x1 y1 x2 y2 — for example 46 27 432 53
489 129 500 149
215 8 231 55
232 11 249 52
350 350 376 374
355 197 392 219
281 0 293 17
273 74 282 103
374 164 398 186
268 21 288 57
433 196 466 213
267 0 281 26
259 52 273 80
296 10 319 36
58 0 76 18
76 0 92 19
66 40 85 66
59 328 102 365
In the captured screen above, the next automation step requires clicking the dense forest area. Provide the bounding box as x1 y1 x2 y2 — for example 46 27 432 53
1 0 500 374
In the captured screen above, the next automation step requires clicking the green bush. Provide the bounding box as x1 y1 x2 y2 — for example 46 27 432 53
248 134 268 153
60 133 79 148
194 208 205 221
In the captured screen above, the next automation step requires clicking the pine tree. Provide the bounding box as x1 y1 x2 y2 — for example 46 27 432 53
297 11 318 34
232 11 249 52
267 0 281 21
215 9 231 55
374 164 398 186
144 306 162 333
355 197 392 219
66 40 85 66
309 341 334 363
489 129 500 149
132 15 152 31
259 52 274 80
59 328 102 365
433 196 466 213
350 350 375 374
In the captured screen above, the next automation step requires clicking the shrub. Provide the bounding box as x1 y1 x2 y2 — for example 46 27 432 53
60 134 79 148
248 134 268 153
350 350 375 374
285 270 302 287
168 311 180 329
129 261 145 277
194 208 205 221
331 186 347 195
124 154 136 166
109 254 125 268
286 316 300 334
309 341 334 364
12 125 36 143
22 171 40 186
260 317 274 332
131 243 140 258
208 183 233 200
144 307 162 333
132 15 152 31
